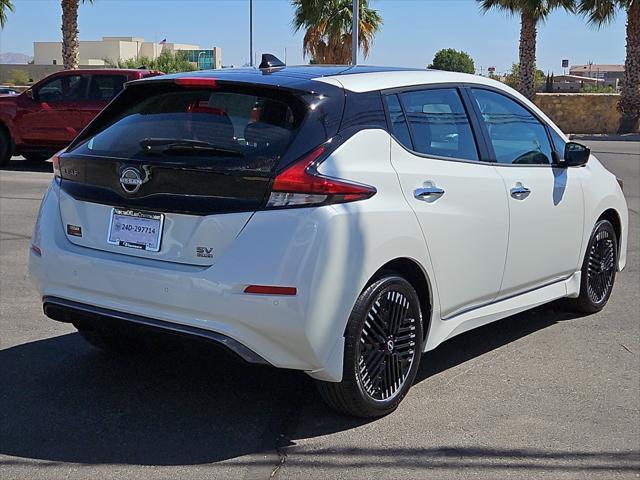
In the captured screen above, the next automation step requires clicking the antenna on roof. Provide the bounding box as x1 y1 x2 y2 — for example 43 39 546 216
259 53 285 70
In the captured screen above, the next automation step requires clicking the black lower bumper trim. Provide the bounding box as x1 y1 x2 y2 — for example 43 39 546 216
42 296 271 366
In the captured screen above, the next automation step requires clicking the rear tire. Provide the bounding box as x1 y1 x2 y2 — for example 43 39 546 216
75 325 141 354
0 127 13 167
316 275 424 417
567 219 618 314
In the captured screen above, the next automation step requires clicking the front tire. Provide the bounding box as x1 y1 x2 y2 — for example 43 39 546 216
0 127 13 167
316 275 424 417
568 219 618 314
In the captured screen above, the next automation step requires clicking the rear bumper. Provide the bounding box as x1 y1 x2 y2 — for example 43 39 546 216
43 296 270 365
29 181 357 382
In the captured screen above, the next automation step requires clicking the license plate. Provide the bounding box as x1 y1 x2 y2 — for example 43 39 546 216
107 208 164 252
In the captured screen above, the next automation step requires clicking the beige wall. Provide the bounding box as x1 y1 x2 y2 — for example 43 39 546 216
138 43 162 59
33 42 63 65
33 38 202 65
534 93 635 134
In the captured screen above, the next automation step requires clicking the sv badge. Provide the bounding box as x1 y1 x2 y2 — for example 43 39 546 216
196 246 214 258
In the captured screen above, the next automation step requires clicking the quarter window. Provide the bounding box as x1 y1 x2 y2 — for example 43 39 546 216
398 88 479 161
550 129 566 155
384 94 412 149
472 89 553 165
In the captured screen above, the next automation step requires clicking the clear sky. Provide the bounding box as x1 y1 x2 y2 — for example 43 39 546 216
0 0 628 74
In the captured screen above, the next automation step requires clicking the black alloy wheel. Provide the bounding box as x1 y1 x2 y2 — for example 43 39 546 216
358 289 418 401
568 219 618 314
586 225 617 305
316 275 424 417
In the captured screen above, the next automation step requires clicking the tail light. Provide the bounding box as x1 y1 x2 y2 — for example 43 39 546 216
52 151 62 179
266 144 376 208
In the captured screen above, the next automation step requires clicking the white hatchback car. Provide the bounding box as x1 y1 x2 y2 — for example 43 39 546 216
29 63 628 417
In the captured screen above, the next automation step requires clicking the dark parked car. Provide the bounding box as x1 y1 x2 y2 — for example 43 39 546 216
0 69 162 165
0 87 19 95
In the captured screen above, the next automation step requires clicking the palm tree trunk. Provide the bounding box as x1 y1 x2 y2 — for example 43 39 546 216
618 1 640 134
518 11 537 101
61 0 79 69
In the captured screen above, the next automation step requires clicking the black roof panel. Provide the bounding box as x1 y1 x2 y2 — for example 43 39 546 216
135 65 425 92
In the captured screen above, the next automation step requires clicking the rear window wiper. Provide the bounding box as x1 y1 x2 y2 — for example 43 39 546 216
140 138 244 157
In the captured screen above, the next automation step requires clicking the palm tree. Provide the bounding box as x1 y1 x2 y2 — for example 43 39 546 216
578 0 639 133
478 0 575 100
61 0 93 69
292 0 383 64
0 0 14 28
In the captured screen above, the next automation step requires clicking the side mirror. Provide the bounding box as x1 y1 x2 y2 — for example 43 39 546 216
563 142 590 167
24 89 34 100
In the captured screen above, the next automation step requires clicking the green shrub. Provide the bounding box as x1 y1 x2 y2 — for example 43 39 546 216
581 84 616 93
428 48 475 74
505 63 545 91
116 50 197 74
7 69 29 85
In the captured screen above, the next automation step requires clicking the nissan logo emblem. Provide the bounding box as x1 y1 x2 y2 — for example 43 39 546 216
119 167 145 194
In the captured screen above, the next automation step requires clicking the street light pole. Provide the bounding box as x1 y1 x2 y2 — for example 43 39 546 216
352 0 358 65
249 0 254 67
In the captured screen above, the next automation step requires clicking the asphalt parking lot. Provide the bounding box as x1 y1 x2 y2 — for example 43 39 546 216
1 140 638 480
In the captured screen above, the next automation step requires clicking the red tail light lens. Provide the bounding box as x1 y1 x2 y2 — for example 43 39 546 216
52 151 62 179
267 145 376 208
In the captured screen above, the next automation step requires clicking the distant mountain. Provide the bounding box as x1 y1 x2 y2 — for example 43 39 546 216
0 53 33 64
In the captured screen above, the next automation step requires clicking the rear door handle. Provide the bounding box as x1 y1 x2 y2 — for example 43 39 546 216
414 183 445 201
510 182 531 199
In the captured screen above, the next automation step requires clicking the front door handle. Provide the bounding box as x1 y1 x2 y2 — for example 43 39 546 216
510 182 531 199
414 183 445 201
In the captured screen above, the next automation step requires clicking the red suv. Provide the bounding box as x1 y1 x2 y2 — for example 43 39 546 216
0 69 162 165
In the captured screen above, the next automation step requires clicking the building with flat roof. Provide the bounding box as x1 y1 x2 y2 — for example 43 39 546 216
33 36 221 69
569 64 624 89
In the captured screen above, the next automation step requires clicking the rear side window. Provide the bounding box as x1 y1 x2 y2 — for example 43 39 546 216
399 88 479 161
70 86 305 172
88 75 127 101
472 89 553 165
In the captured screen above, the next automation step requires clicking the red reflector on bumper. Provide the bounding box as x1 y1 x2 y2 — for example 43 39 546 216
30 244 42 256
244 285 297 296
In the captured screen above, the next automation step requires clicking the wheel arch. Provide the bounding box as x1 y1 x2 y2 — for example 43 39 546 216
364 257 433 342
598 208 622 247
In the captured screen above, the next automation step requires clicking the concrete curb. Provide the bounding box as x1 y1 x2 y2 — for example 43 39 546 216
570 134 640 142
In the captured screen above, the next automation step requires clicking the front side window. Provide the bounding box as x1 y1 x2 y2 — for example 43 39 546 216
472 89 553 165
398 88 479 161
36 75 89 102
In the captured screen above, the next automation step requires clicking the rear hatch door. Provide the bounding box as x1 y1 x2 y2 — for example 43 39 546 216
57 78 342 265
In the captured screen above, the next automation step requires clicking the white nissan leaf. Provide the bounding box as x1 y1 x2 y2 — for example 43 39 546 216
29 61 628 417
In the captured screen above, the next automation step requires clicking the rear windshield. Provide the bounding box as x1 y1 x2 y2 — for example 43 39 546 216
70 86 306 172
